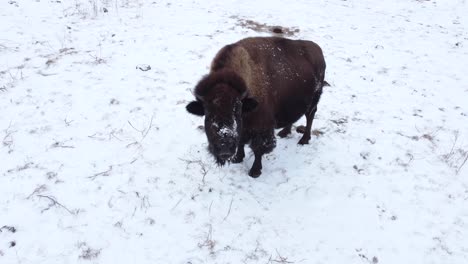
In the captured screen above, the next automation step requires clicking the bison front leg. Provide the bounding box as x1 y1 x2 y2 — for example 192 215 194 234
249 152 263 178
249 130 276 178
231 143 245 163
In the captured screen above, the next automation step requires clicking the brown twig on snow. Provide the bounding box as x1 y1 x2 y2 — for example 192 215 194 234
446 131 459 159
170 197 183 212
135 192 151 211
37 194 74 215
64 118 73 126
51 141 75 148
441 131 468 174
7 162 34 173
179 157 210 183
456 154 468 175
141 115 154 142
198 224 215 253
127 115 155 142
222 197 234 222
127 120 144 133
268 249 294 263
88 166 113 180
27 184 47 199
208 200 213 216
2 121 15 151
109 129 123 141
87 133 107 141
126 116 155 148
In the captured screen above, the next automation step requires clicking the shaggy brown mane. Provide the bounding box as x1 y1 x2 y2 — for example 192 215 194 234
194 69 247 98
211 44 235 71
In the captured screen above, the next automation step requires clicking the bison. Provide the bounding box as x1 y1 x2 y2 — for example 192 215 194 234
186 36 326 177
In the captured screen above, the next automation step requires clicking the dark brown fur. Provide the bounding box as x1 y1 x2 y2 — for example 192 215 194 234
186 37 326 177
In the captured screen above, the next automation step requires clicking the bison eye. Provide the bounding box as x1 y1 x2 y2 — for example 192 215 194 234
242 98 258 112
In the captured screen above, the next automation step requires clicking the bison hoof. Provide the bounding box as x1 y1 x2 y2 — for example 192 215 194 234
298 137 310 145
296 125 306 134
277 128 291 138
248 168 262 178
231 155 244 163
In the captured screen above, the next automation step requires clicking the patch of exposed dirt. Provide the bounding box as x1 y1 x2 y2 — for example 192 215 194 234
231 16 300 36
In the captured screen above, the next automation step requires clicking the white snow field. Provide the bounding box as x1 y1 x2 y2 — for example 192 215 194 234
1 0 468 263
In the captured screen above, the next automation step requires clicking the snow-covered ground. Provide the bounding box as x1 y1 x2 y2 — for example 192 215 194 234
1 0 468 263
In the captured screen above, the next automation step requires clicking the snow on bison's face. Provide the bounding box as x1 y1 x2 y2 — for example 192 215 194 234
186 82 257 165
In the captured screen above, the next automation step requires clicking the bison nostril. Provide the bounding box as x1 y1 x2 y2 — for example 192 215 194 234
221 143 236 152
219 151 232 160
221 142 234 149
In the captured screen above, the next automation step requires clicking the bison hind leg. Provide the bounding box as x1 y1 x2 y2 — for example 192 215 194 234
296 125 306 134
298 99 321 145
298 106 317 145
298 84 323 145
277 124 292 138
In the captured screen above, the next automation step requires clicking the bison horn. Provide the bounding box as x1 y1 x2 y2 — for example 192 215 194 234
195 93 205 101
241 90 248 99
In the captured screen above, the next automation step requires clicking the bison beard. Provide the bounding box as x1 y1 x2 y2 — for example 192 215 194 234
186 36 326 177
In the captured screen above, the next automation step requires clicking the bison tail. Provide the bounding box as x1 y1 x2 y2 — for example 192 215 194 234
323 81 330 87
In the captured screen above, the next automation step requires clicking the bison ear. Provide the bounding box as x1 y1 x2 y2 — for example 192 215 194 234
186 101 205 116
242 98 258 113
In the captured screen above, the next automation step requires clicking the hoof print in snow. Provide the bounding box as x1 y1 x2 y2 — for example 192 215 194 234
110 98 120 105
146 218 156 226
353 165 364 174
312 129 324 137
330 118 348 125
356 250 378 264
272 27 283 34
0 226 16 233
136 64 151 71
79 247 101 260
9 241 16 248
103 8 108 13
360 152 370 160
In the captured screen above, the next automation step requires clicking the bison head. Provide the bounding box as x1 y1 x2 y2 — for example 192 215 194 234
186 70 258 165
